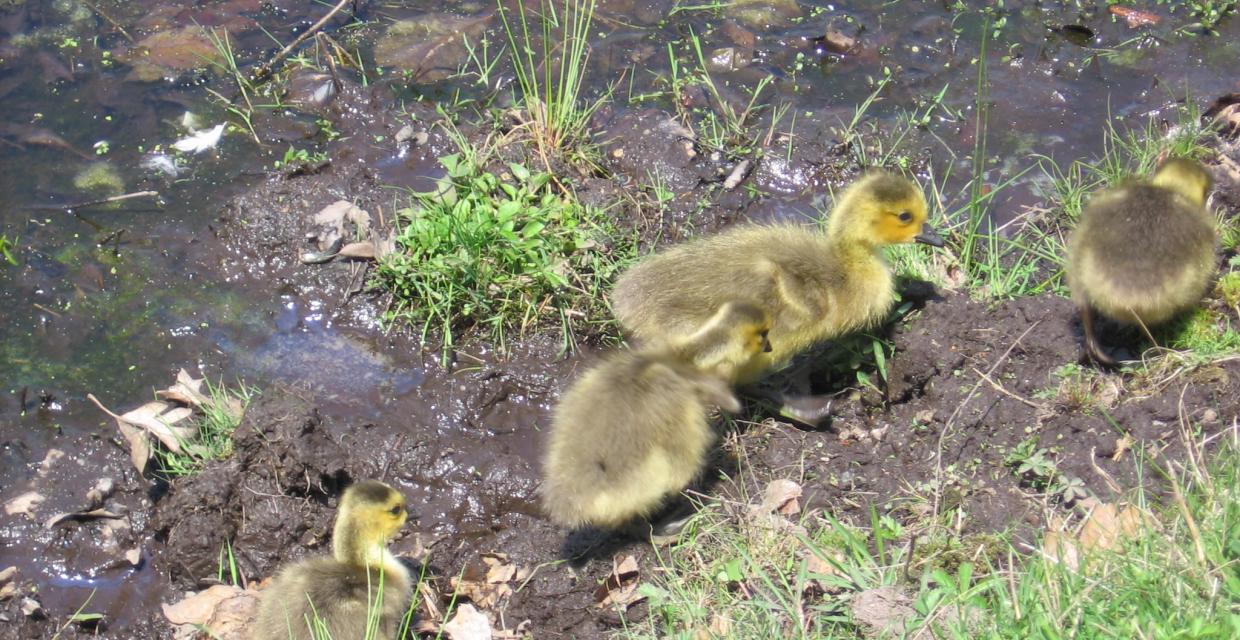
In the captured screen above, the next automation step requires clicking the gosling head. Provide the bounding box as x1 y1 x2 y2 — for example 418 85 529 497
716 301 773 356
333 480 408 562
829 172 942 248
1150 157 1212 207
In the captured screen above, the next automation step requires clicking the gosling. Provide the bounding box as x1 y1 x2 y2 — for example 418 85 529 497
1067 157 1216 365
542 302 771 529
254 480 412 640
611 172 941 384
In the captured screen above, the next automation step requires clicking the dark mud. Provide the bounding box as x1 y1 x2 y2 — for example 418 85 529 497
128 292 1240 640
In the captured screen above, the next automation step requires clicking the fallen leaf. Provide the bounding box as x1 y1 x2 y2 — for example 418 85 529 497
1108 5 1161 27
0 583 17 601
851 586 915 636
4 491 44 517
729 0 802 29
374 13 493 82
37 449 64 476
594 554 644 609
1078 502 1148 552
312 200 372 239
484 558 517 584
157 369 210 407
442 603 492 640
86 477 115 508
722 159 752 190
118 26 221 82
337 241 377 259
125 548 143 566
1040 528 1080 571
21 596 43 618
752 479 802 517
821 28 857 53
162 585 247 625
45 509 123 529
0 567 15 584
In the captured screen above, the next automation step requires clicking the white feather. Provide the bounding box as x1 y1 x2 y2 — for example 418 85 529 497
173 124 225 154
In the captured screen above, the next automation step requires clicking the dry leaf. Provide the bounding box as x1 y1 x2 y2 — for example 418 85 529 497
157 369 210 407
442 603 492 640
1041 528 1080 571
163 585 246 625
594 555 644 609
86 477 115 508
21 596 43 618
752 479 802 517
1078 502 1148 552
337 242 377 259
89 391 186 461
45 509 123 529
125 548 143 566
373 13 494 82
0 582 17 601
121 402 195 452
37 449 64 476
92 392 153 473
1108 5 1161 27
0 567 15 584
4 491 44 517
851 586 915 636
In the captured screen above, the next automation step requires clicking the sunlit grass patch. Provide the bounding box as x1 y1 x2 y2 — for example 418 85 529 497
375 139 633 355
154 380 256 477
624 431 1240 639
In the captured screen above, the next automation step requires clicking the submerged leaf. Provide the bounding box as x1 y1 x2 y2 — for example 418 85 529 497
373 13 493 82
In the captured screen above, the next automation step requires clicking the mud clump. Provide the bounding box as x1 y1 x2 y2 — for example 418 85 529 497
152 391 353 589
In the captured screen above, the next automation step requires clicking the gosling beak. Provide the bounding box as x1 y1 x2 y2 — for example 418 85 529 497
762 337 773 353
914 224 945 247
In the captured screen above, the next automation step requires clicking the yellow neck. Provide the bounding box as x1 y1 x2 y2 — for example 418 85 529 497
332 511 388 568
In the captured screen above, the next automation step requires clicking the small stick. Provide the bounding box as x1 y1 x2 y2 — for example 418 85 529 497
80 0 136 44
970 366 1043 410
32 303 63 318
252 0 354 82
31 190 160 211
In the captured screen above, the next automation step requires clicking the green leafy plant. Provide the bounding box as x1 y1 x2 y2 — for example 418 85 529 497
0 234 17 266
154 381 256 477
377 152 626 354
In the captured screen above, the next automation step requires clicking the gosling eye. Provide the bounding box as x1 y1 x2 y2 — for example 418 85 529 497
389 505 403 516
897 210 914 223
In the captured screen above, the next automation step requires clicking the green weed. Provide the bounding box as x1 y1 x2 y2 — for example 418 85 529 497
626 429 1240 639
154 381 257 477
497 0 606 173
376 148 631 356
0 234 17 266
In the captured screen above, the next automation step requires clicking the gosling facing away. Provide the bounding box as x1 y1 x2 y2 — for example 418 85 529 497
254 480 412 640
611 172 942 384
542 302 772 530
1067 157 1216 365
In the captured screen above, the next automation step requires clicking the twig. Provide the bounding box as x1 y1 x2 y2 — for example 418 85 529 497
32 303 63 318
1166 465 1207 565
252 0 354 81
970 366 1044 410
80 0 135 44
31 190 160 211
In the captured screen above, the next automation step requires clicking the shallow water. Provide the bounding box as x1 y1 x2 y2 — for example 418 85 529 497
0 0 1236 633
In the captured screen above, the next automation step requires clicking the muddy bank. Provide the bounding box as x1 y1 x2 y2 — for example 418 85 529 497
132 292 1239 639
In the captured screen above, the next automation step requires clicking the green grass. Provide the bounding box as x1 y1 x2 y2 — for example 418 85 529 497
497 0 606 173
622 430 1240 639
153 380 256 477
375 128 633 356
